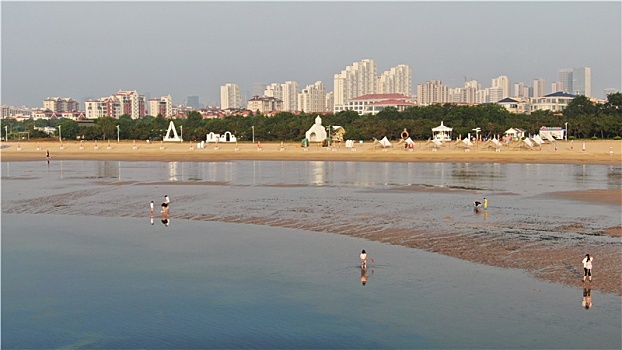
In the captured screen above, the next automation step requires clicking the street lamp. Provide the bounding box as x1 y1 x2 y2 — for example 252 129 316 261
564 122 568 141
180 125 183 142
58 125 62 142
472 127 481 148
252 126 255 143
116 125 120 143
4 125 7 142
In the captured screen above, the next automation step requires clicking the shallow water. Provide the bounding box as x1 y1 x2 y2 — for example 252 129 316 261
2 160 621 348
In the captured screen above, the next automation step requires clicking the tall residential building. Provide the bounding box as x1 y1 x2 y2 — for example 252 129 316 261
557 68 573 93
491 75 511 98
186 96 200 109
416 80 449 106
43 97 80 112
488 87 504 103
264 83 283 100
281 81 299 112
325 92 334 113
532 78 547 98
550 82 564 94
298 81 327 113
85 90 145 119
377 64 412 96
572 67 591 97
513 83 526 98
220 83 241 109
333 59 377 106
148 95 173 117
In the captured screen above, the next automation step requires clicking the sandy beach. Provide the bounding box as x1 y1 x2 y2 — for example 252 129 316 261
1 139 621 165
2 139 621 295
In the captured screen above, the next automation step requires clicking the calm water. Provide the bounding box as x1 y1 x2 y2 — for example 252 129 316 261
2 161 621 349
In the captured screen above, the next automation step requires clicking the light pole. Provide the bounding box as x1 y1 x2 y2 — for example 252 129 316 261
252 126 255 143
180 125 183 142
564 122 568 141
4 125 7 141
472 127 481 148
58 125 62 142
116 125 120 143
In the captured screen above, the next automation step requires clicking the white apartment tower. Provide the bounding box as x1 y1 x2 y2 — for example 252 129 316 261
573 67 591 97
491 76 511 99
220 83 241 109
333 59 377 106
298 81 326 113
417 80 449 106
532 78 547 98
281 81 299 112
377 64 412 96
114 90 146 119
264 83 283 100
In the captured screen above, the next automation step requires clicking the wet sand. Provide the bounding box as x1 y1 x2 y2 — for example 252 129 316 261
2 140 621 295
2 139 621 165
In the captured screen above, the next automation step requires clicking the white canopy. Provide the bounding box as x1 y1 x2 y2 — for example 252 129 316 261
379 136 391 148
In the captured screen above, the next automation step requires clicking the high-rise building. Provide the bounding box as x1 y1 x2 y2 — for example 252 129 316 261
281 81 299 112
148 95 173 117
264 83 283 99
220 83 241 109
85 90 145 119
298 81 326 113
114 90 146 119
550 82 564 94
247 96 282 114
491 75 511 98
43 97 80 112
557 68 573 93
513 83 526 98
532 78 547 98
572 67 591 97
333 59 377 106
416 80 449 106
186 96 200 109
377 64 412 96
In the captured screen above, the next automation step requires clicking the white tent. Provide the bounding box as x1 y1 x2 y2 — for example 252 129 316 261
462 137 473 147
379 136 392 148
532 135 545 145
404 137 415 145
523 137 534 148
543 133 556 142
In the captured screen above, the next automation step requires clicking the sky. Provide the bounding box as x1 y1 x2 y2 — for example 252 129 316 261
2 1 621 108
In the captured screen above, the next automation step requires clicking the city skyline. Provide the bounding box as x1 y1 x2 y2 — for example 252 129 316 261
2 1 620 107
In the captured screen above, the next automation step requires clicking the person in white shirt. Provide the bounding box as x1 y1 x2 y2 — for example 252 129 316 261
360 249 368 269
161 195 170 213
582 254 593 282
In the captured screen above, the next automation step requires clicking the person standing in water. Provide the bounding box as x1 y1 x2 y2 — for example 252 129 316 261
150 201 154 216
582 254 593 282
360 249 368 269
161 195 170 213
483 197 488 210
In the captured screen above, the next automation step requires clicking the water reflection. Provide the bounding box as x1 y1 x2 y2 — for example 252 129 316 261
582 286 592 309
96 161 118 179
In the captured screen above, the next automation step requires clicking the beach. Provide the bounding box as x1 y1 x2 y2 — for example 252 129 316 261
1 139 621 165
2 140 621 296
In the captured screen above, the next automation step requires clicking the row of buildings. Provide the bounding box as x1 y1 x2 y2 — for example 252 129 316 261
221 60 599 114
1 59 613 120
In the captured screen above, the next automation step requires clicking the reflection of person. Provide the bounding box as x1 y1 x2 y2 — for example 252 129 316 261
582 254 593 282
582 287 592 309
46 149 50 160
360 249 368 268
360 267 368 286
161 210 170 226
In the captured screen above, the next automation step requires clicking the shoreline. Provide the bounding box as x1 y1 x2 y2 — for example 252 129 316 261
1 139 621 165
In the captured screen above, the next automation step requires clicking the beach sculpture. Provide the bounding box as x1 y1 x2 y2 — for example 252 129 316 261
163 121 182 142
206 131 237 143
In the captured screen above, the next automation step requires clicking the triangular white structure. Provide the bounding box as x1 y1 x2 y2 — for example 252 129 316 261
379 136 391 148
523 137 534 147
544 133 556 142
462 137 473 147
404 137 415 146
163 121 181 142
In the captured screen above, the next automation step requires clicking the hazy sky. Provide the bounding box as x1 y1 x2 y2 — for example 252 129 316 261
2 1 621 107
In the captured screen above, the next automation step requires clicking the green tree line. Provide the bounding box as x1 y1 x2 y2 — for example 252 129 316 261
3 93 621 142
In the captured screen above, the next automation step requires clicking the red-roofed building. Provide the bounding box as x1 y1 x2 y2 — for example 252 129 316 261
334 93 415 115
